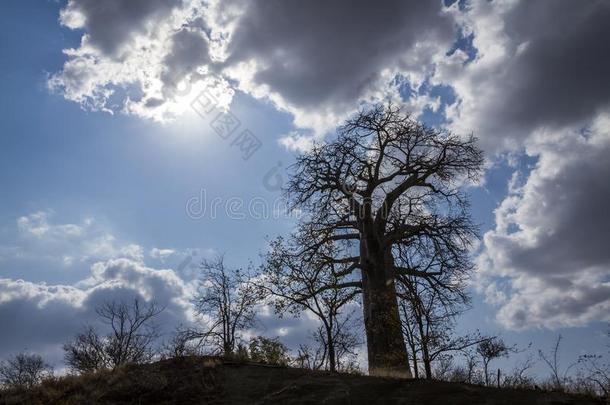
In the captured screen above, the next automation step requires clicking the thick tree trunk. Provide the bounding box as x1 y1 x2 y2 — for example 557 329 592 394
360 241 412 378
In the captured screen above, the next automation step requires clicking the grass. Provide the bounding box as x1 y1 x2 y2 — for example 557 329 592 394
0 356 605 404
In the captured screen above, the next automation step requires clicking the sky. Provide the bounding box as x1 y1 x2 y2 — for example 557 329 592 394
1 0 609 375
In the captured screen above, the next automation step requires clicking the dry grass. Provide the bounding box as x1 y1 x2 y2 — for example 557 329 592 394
0 356 605 404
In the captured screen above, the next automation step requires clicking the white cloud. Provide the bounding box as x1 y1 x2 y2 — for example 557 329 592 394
0 258 197 364
434 0 610 153
149 247 176 261
476 112 610 330
49 0 233 123
50 0 456 136
9 212 144 269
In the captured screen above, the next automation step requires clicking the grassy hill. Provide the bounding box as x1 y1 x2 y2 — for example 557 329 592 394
0 356 604 404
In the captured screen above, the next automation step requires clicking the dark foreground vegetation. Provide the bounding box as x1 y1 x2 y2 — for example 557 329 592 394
0 356 604 405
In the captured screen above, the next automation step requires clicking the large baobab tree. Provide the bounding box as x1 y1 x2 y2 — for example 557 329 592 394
285 104 483 377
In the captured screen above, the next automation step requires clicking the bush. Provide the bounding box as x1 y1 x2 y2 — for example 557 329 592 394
248 336 291 366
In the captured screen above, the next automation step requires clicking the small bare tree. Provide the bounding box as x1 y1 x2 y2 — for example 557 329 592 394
189 255 258 355
579 354 609 397
260 237 361 372
160 327 204 359
502 354 536 389
0 353 52 389
476 337 512 386
63 327 109 373
539 335 578 391
398 275 488 379
64 299 163 373
295 343 326 371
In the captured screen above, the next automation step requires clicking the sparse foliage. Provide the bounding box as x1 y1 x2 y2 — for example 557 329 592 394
260 237 361 372
248 336 291 366
0 353 52 389
64 299 163 373
476 337 513 386
189 255 258 355
538 335 578 391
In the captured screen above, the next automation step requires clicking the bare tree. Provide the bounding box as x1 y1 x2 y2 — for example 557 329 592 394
502 353 536 389
260 237 361 372
579 354 610 397
539 335 578 391
63 327 109 373
444 348 482 384
295 343 326 371
464 350 480 384
160 327 204 359
397 274 488 379
189 255 257 355
476 337 512 386
0 353 52 389
64 299 163 373
284 104 483 376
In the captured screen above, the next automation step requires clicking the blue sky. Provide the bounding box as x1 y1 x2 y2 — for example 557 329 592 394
1 0 609 376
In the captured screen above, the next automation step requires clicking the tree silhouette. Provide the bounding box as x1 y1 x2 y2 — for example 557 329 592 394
284 104 483 376
64 299 163 373
188 255 258 355
260 237 361 372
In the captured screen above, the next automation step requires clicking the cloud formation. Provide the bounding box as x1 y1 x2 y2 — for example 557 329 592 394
46 0 610 334
6 211 144 272
221 0 455 135
50 0 456 135
436 0 610 152
477 113 610 329
0 258 195 365
0 212 334 366
49 0 232 122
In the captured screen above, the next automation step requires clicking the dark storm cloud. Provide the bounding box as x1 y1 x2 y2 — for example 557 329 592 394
61 0 182 56
225 0 454 108
478 117 610 329
442 0 610 150
160 27 211 97
501 0 610 130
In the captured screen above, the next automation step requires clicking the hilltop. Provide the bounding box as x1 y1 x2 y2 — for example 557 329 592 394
0 357 604 404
